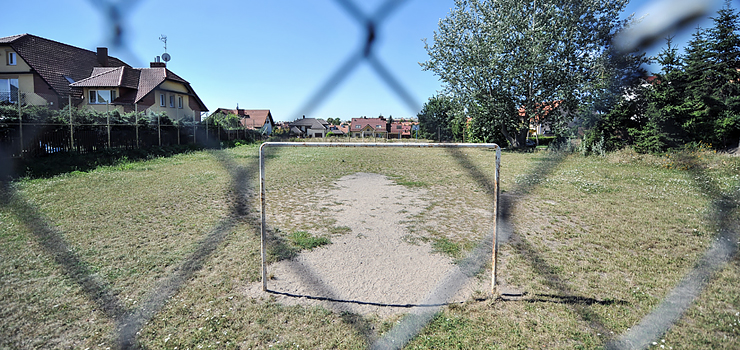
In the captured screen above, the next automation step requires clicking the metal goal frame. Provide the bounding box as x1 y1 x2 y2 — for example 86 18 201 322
259 142 501 294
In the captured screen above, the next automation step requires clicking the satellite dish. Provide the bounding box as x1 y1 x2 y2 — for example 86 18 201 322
161 53 171 62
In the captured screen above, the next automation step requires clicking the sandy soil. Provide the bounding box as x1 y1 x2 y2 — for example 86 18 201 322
244 172 486 317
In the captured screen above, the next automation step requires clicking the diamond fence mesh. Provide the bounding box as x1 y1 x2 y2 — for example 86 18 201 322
0 0 737 349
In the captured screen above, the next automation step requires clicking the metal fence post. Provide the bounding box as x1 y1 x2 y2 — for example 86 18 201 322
158 113 162 146
135 104 139 148
492 147 501 294
106 104 111 149
69 95 74 151
18 89 23 156
260 143 268 291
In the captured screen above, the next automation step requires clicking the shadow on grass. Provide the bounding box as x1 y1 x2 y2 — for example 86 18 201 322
12 144 206 179
606 155 739 350
498 292 629 306
117 149 260 349
0 181 127 320
266 290 452 308
0 145 263 350
371 148 620 350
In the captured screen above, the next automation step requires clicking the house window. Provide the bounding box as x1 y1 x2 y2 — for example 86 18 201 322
0 78 19 102
397 125 402 129
160 93 166 107
355 125 361 129
169 95 175 108
88 89 115 104
7 52 16 66
376 125 381 128
178 96 183 109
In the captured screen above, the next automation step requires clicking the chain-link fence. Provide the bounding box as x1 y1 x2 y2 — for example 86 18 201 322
1 0 737 349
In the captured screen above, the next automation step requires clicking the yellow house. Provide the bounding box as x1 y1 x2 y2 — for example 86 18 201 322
70 62 208 121
1 33 129 108
1 33 207 120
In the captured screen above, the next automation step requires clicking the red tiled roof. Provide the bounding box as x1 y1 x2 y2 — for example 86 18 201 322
213 109 274 129
0 33 130 101
350 117 387 132
518 100 562 122
68 66 207 111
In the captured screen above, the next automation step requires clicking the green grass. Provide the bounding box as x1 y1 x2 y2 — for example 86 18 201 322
288 231 331 250
1 143 738 349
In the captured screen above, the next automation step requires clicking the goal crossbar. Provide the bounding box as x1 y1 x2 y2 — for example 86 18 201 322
259 142 501 294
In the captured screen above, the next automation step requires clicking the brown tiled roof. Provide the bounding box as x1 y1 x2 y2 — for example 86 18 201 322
69 66 207 111
212 109 274 129
70 66 139 88
350 117 388 132
0 33 130 101
239 110 274 129
137 68 207 111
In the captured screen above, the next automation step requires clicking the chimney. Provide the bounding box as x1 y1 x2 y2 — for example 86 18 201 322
150 61 167 68
97 47 109 66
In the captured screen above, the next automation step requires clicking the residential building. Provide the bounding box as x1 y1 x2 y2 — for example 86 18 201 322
520 101 562 136
327 123 349 136
289 117 329 138
71 62 208 121
1 33 208 121
212 108 275 135
350 116 388 138
1 33 129 108
388 122 412 139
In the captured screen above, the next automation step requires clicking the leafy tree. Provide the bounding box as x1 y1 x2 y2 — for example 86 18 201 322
422 0 630 148
417 94 463 141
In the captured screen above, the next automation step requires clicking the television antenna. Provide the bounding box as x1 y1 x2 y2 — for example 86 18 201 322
159 35 171 62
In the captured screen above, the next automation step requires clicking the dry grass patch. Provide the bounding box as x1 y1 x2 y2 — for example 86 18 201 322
1 144 738 349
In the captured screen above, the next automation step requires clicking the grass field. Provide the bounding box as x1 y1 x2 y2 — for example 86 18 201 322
1 144 738 349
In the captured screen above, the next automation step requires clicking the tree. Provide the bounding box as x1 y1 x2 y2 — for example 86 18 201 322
706 1 740 148
422 0 630 148
417 94 463 141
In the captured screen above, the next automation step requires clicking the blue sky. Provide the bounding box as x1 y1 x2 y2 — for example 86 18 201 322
3 0 733 122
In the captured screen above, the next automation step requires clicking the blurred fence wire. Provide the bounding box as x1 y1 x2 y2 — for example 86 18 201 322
5 0 735 349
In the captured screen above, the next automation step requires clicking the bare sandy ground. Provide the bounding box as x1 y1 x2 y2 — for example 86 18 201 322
244 172 486 317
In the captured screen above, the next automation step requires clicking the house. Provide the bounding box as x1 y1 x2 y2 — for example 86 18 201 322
289 116 329 138
327 125 346 136
388 122 412 139
350 116 388 138
1 33 129 108
519 101 562 136
212 108 275 135
71 63 208 121
1 33 208 121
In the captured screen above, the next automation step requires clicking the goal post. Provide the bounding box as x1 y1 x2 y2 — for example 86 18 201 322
259 142 501 294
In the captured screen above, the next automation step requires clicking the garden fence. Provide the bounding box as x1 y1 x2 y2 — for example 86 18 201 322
0 104 263 158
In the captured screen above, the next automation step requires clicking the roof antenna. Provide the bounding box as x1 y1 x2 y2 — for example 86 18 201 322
159 35 171 62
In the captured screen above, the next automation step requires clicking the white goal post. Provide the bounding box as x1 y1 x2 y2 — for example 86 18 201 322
259 142 501 294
